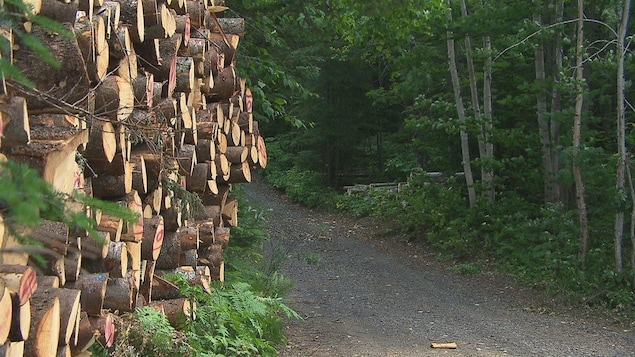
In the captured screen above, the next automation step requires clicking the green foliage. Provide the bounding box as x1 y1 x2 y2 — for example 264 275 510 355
169 275 299 357
0 160 138 250
161 176 203 221
0 0 73 87
107 307 195 357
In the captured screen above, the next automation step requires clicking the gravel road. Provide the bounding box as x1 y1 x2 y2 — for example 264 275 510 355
244 175 635 357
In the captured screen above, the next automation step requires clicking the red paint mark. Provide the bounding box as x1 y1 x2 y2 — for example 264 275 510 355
184 16 191 45
245 88 253 113
105 318 115 348
19 269 37 305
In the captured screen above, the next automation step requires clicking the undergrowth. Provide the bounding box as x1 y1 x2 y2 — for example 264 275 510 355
265 164 635 318
95 189 299 356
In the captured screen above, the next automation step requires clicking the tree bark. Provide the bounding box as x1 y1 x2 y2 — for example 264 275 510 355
615 0 631 272
446 1 476 207
573 0 588 261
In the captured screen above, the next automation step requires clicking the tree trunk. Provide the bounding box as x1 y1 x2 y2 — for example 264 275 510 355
446 1 475 207
615 0 631 272
574 0 589 261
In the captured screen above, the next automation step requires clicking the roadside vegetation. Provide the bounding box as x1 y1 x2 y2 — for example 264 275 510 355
96 195 298 357
234 0 635 321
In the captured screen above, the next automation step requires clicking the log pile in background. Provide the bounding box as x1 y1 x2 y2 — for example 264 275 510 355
0 0 268 354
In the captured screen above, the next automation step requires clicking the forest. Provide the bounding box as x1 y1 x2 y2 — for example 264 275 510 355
230 0 635 314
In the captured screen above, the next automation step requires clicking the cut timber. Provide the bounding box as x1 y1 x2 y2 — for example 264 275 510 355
177 144 197 175
148 34 181 85
130 153 148 194
133 38 161 68
29 113 84 130
185 0 205 27
24 294 60 357
144 4 176 39
238 111 252 133
150 273 181 300
77 0 95 19
103 276 137 312
99 1 121 34
195 138 215 162
224 146 247 163
186 162 209 192
179 37 205 59
0 286 12 342
180 249 197 267
208 17 245 36
197 221 214 247
86 151 126 176
430 342 458 349
32 288 80 345
255 134 267 169
200 243 222 268
132 71 154 108
96 213 123 242
155 230 181 269
44 256 66 288
175 56 195 92
145 186 163 214
84 120 117 163
0 96 30 148
64 251 82 282
215 152 229 177
120 190 144 242
65 273 108 316
157 266 210 294
139 259 155 302
82 241 128 278
178 224 198 250
39 0 81 23
8 123 88 195
222 195 238 227
81 232 109 260
115 0 144 42
218 161 251 184
174 14 191 45
0 265 37 306
161 202 183 231
74 14 109 83
149 297 192 328
91 161 133 198
72 312 97 356
141 215 164 260
113 53 139 82
93 75 134 121
11 23 91 112
214 226 230 248
141 0 160 26
199 182 229 206
89 312 115 348
0 341 24 357
208 65 237 100
108 25 133 60
244 87 253 113
206 33 238 67
8 293 30 342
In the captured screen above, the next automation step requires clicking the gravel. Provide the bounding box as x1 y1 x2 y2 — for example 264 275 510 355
244 175 635 357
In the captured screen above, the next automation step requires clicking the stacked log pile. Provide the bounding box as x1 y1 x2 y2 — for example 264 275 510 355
0 0 268 354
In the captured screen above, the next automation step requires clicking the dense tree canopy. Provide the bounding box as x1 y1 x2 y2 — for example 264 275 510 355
235 0 635 310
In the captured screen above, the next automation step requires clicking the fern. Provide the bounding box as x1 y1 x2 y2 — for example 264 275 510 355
165 274 299 356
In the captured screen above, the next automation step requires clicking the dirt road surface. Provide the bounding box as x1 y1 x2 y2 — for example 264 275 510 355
244 176 635 356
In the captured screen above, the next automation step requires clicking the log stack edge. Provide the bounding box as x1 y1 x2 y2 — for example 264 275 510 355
0 0 268 354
